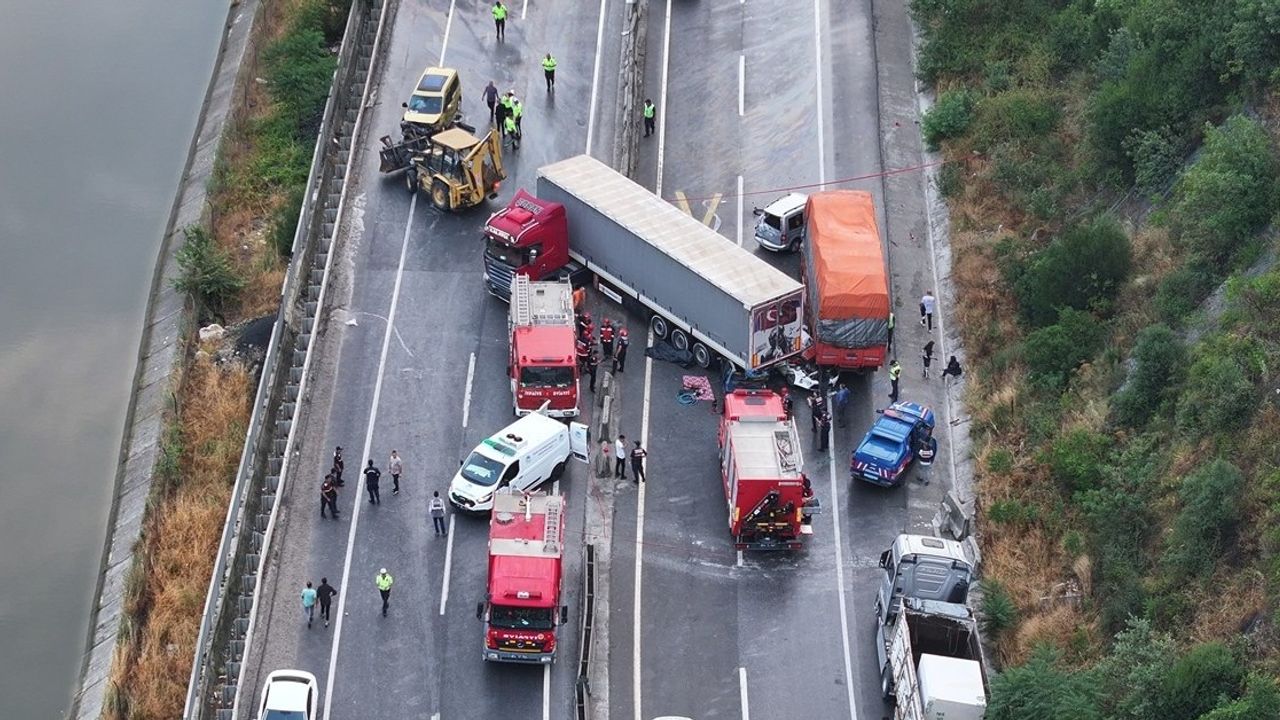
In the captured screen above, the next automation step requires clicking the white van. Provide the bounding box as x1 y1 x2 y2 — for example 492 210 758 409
448 411 589 513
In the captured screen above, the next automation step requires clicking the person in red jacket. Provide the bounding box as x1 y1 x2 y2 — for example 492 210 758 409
601 317 615 357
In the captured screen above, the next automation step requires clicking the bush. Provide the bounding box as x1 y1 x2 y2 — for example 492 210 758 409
1045 428 1111 495
1162 459 1245 578
270 185 306 258
989 498 1040 526
1112 324 1186 428
971 89 1061 150
1095 618 1176 720
173 225 245 321
1080 439 1158 632
1094 27 1138 83
1016 218 1132 327
1125 126 1183 197
1198 674 1280 720
981 579 1019 641
922 89 974 149
987 646 1102 720
1154 642 1245 720
1155 262 1218 325
1023 308 1105 387
1175 335 1265 435
1169 115 1280 263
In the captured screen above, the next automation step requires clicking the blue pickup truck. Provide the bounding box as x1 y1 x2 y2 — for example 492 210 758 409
851 402 936 487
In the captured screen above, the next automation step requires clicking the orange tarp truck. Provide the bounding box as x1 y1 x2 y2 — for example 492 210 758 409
800 191 890 371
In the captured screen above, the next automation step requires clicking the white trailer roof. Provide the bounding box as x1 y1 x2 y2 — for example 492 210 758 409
730 418 803 480
538 155 804 309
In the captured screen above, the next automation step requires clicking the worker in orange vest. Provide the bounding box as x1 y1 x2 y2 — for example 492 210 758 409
600 317 615 357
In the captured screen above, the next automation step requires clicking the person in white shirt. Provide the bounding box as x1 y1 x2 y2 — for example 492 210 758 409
920 290 937 331
389 450 404 495
429 492 447 536
614 435 627 480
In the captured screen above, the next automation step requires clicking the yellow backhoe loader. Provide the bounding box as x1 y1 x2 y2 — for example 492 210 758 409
403 127 505 211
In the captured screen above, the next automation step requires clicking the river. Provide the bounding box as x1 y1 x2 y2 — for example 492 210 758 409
0 1 228 716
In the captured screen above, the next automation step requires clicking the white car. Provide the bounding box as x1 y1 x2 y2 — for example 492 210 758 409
257 669 319 720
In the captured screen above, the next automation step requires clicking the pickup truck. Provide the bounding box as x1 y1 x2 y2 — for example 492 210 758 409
851 401 935 487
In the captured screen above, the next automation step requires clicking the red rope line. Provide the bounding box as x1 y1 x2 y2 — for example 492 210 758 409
667 159 948 203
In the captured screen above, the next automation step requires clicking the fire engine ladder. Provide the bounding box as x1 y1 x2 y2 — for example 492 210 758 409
741 490 782 527
512 273 534 327
542 496 563 553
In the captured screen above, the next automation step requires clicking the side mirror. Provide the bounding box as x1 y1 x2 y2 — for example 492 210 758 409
401 102 408 109
476 602 484 620
752 207 763 216
560 605 570 623
459 459 464 466
878 550 890 568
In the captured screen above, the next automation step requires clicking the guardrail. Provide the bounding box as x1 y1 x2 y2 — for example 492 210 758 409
575 543 597 720
182 1 393 717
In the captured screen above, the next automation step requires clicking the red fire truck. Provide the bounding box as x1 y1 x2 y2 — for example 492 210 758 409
476 488 569 663
717 389 818 550
508 274 579 418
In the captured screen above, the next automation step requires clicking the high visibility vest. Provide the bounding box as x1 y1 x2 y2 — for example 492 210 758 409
888 364 901 381
500 96 513 110
643 103 655 119
512 101 523 119
504 116 517 134
493 4 507 20
376 573 393 591
601 326 614 342
543 56 557 72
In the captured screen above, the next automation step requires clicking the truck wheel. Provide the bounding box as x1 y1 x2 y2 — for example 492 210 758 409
881 668 894 701
789 237 802 253
404 168 418 194
550 459 566 479
692 342 712 368
431 179 452 210
671 329 689 352
650 315 669 339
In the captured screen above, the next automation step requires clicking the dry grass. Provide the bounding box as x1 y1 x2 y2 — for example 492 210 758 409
1187 569 1267 645
1006 604 1098 667
108 359 250 720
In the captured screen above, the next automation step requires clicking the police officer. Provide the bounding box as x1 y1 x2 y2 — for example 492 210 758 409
504 114 519 148
916 433 937 485
510 94 523 135
375 568 394 616
332 446 345 486
642 99 656 137
320 475 339 519
614 327 630 373
542 53 557 91
492 1 507 41
600 317 615 358
363 459 381 505
817 409 831 452
888 359 902 403
497 92 513 135
585 349 599 393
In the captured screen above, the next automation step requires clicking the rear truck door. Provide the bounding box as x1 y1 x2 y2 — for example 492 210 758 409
568 422 590 463
888 615 926 720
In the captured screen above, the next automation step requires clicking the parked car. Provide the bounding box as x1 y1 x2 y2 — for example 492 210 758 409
851 401 935 487
401 66 461 131
257 669 319 720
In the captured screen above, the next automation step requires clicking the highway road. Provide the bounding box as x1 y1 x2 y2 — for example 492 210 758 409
240 1 958 719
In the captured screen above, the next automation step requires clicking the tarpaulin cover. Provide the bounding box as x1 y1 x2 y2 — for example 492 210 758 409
803 191 890 348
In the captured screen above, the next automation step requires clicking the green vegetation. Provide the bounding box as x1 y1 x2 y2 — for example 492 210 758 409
173 225 245 322
913 0 1280 713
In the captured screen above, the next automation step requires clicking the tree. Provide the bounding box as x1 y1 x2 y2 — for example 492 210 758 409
1113 324 1186 428
987 646 1102 720
1016 218 1132 327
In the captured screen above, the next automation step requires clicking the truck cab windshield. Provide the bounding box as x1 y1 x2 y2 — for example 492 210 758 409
460 452 505 487
520 366 574 387
489 604 554 630
485 236 536 268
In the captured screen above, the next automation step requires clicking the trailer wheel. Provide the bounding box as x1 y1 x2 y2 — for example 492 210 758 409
404 168 418 193
692 342 712 368
650 315 669 339
671 328 689 352
881 667 894 701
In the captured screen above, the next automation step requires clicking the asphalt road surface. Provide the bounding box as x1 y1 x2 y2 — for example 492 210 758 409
240 1 958 719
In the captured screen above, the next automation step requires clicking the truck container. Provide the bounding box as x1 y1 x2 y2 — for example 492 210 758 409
801 191 890 370
875 535 987 720
717 389 819 549
483 154 806 372
477 489 569 663
508 274 579 418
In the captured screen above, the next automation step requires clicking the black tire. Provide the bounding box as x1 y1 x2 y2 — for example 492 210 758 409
550 459 567 480
693 342 712 368
789 237 802 253
431 179 452 210
404 168 419 194
881 667 894 701
671 328 689 352
650 315 669 339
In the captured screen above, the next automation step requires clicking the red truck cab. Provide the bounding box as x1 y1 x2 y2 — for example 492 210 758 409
483 189 571 298
478 489 568 664
717 389 817 550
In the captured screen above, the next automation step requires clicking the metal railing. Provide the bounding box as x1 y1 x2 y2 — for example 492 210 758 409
575 543 597 720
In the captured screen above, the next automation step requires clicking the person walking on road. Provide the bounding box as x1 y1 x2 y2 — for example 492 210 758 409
920 290 936 331
375 569 394 617
888 359 902 402
916 433 937 486
389 450 404 495
542 53 557 91
630 440 647 484
833 383 851 428
364 459 382 505
332 446 345 486
613 327 629 373
492 1 507 41
317 578 337 627
642 99 656 137
301 581 317 629
614 434 627 479
887 311 895 352
483 80 499 124
921 341 935 379
430 491 448 536
320 475 339 519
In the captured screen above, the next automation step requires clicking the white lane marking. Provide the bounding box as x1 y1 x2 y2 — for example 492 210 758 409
462 351 476 427
828 420 859 720
431 714 440 720
633 325 656 720
585 0 609 154
439 0 456 65
738 54 745 116
739 667 751 720
736 175 744 246
523 0 529 20
438 515 456 615
812 0 826 188
321 193 418 720
736 549 744 567
654 0 673 192
543 663 552 720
